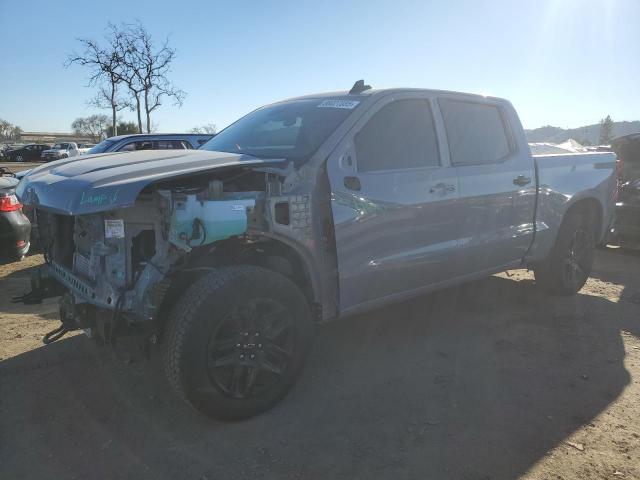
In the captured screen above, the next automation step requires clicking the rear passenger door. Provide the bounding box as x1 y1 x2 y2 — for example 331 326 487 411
438 97 536 274
327 94 461 313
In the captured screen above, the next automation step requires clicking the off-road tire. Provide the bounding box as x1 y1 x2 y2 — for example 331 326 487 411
534 210 595 295
162 265 314 420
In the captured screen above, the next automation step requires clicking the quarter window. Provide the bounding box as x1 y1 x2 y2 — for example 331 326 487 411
440 100 511 165
355 99 440 172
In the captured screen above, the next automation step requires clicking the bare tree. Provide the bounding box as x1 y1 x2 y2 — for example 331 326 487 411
88 82 130 130
0 119 22 141
66 24 126 136
189 124 217 134
121 22 186 133
106 120 139 138
66 22 186 136
72 114 110 142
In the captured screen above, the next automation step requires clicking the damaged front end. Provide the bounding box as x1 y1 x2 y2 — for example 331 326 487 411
17 154 318 351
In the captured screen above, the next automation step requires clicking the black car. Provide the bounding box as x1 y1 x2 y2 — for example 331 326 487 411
609 133 640 248
6 144 51 162
610 179 640 248
0 169 30 260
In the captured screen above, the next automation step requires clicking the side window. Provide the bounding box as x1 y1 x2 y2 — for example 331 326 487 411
153 140 172 149
118 141 152 152
152 140 191 149
355 99 439 172
440 100 511 165
118 142 137 152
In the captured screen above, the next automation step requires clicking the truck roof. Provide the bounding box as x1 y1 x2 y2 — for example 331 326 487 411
282 87 507 104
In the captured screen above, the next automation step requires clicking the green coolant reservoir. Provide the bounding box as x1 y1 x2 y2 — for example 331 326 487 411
168 194 256 251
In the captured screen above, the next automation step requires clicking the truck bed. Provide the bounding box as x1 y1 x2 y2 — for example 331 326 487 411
528 151 617 261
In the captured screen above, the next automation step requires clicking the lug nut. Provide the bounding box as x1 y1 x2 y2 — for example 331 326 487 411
250 354 255 359
258 344 262 348
236 343 241 348
240 354 245 359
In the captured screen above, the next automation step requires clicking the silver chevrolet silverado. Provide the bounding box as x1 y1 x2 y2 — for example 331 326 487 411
16 81 617 420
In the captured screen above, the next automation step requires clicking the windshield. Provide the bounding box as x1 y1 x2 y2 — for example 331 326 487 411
87 139 116 154
199 98 361 163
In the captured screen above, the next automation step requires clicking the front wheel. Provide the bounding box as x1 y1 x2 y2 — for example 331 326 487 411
534 210 595 295
162 266 314 420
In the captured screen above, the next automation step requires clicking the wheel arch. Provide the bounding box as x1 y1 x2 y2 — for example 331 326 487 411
564 196 604 240
155 235 323 335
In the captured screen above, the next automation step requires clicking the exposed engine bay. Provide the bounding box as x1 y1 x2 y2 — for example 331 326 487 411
30 165 324 345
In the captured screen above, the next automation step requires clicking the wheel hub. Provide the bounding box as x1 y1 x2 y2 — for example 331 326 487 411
206 298 295 399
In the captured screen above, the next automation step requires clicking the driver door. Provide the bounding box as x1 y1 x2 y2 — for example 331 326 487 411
326 94 461 314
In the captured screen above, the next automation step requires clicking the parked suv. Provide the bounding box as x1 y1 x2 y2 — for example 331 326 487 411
17 83 616 420
86 133 214 154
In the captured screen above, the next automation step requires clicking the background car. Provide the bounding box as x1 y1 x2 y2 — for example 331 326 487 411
41 142 86 161
609 132 640 248
0 168 30 260
86 133 214 154
4 144 51 162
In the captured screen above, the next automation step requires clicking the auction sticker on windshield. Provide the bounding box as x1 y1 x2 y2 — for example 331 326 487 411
318 99 360 109
104 219 125 238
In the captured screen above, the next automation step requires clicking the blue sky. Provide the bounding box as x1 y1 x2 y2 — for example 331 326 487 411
1 0 638 132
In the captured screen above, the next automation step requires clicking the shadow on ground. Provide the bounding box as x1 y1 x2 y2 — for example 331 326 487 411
0 251 638 479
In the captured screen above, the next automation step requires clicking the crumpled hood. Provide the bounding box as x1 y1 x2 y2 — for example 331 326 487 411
16 149 285 215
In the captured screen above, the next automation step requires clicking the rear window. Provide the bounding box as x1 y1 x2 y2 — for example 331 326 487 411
440 100 511 165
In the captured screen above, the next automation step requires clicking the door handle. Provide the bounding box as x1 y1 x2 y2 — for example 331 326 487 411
513 175 532 186
429 183 456 194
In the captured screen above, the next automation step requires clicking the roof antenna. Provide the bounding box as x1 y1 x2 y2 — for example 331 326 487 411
349 79 371 94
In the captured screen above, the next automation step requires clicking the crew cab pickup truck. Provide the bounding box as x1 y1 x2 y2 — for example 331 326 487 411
41 142 85 162
16 82 617 420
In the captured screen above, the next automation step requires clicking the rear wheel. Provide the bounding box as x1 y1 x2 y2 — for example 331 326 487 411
163 266 314 420
534 210 595 295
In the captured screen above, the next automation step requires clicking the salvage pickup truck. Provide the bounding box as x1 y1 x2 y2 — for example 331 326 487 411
16 82 617 420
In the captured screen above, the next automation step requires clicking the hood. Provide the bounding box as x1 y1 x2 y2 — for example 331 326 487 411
16 149 286 215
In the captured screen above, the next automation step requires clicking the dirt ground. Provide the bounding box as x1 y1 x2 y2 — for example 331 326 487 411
0 249 639 480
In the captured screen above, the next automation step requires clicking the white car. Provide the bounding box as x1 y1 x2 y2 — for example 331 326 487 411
41 142 86 162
